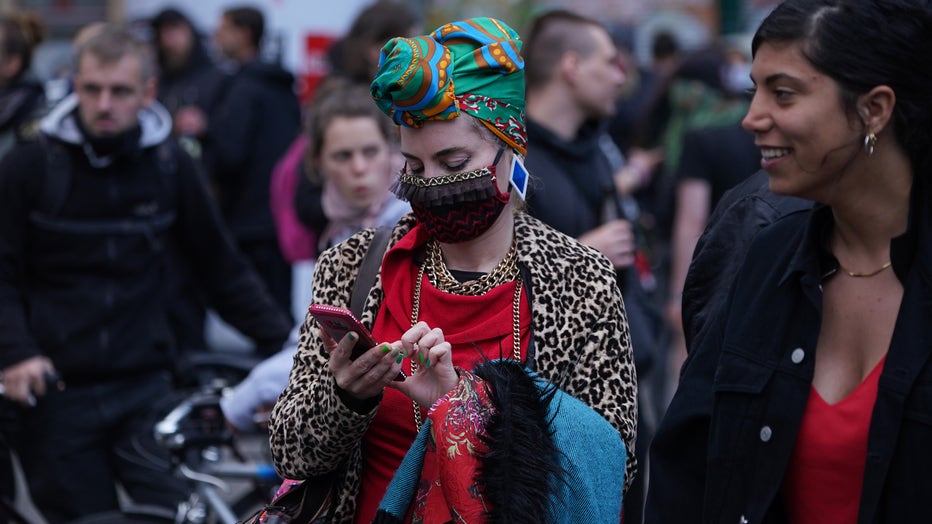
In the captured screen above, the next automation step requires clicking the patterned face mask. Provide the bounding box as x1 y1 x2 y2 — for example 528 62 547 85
393 148 510 243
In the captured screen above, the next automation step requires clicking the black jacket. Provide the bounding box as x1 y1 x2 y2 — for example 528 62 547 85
155 15 228 119
525 118 660 376
525 119 614 237
648 180 932 523
681 170 810 351
208 60 301 241
0 95 291 384
0 74 45 159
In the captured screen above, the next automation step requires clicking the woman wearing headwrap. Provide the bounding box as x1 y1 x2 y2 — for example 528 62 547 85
269 18 636 523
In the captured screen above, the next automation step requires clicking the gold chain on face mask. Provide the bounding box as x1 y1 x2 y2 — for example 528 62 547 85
408 241 522 431
397 167 492 187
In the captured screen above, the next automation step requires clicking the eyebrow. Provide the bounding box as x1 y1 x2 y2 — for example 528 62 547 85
751 72 803 86
401 146 470 162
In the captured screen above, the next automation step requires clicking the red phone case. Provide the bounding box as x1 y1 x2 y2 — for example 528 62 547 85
308 304 377 359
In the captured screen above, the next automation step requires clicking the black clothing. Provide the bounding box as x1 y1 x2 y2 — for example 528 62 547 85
525 117 661 524
647 180 932 523
0 74 45 159
294 165 328 233
524 119 662 370
208 60 301 315
208 60 301 243
155 24 228 121
0 95 291 381
681 170 810 351
0 95 291 520
17 372 188 522
674 123 760 213
526 119 615 237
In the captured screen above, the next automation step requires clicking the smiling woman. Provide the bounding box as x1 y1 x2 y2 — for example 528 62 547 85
647 1 932 523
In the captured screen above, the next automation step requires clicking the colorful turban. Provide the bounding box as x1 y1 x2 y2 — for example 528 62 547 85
370 17 527 155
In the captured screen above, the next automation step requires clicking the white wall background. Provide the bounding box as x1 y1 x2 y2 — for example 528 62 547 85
124 1 371 74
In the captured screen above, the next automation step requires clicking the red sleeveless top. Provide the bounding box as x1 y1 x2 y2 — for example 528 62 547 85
783 356 886 523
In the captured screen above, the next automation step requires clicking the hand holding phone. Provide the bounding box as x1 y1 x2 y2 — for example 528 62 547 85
308 304 405 382
308 304 379 359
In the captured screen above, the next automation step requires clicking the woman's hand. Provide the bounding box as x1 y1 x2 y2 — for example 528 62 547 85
388 321 459 407
323 329 405 400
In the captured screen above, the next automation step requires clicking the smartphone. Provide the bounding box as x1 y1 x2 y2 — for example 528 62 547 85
308 304 405 381
308 304 378 360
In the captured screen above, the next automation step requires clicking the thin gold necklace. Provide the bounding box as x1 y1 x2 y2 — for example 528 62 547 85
408 242 522 431
839 260 892 278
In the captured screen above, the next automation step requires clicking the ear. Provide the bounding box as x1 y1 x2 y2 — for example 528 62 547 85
858 85 896 136
557 51 581 84
142 76 158 106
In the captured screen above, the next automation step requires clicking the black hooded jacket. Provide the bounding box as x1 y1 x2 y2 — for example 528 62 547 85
207 60 301 241
0 95 291 383
0 74 45 158
524 118 660 375
154 13 228 119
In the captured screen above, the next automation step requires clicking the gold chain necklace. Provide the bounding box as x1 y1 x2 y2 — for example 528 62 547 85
425 239 518 295
839 260 892 278
409 241 522 431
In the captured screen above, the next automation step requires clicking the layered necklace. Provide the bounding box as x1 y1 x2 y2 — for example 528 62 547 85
408 239 522 430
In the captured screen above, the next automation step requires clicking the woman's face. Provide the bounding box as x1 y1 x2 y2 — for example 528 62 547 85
398 115 511 193
742 41 864 201
317 116 393 209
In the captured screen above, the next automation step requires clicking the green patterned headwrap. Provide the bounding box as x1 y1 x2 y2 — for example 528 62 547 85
370 17 527 155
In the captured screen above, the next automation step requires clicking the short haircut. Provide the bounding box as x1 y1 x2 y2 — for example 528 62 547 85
523 9 607 92
75 24 156 82
223 6 264 50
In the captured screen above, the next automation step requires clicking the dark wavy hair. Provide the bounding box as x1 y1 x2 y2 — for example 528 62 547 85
0 12 44 79
752 0 932 175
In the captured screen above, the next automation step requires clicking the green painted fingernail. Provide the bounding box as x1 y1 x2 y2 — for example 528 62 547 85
418 353 425 363
396 354 403 364
348 332 356 341
425 359 430 368
382 344 391 354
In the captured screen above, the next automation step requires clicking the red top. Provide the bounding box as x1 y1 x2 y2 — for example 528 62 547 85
354 224 530 524
783 356 886 524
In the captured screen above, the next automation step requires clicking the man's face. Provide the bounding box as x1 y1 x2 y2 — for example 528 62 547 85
158 21 194 70
74 52 155 137
213 15 242 59
571 26 626 120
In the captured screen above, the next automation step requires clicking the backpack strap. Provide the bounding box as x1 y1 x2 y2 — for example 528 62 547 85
349 226 393 319
36 133 72 218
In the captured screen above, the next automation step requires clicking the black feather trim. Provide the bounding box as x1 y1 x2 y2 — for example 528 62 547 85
474 360 564 524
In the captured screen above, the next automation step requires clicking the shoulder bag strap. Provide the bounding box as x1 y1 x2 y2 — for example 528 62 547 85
349 226 392 319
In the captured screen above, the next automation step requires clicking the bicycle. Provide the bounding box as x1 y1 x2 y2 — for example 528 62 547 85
2 352 282 524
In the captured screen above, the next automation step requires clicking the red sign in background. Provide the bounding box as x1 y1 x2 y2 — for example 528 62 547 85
298 34 336 104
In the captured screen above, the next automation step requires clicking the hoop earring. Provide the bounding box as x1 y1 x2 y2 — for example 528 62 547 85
864 132 877 157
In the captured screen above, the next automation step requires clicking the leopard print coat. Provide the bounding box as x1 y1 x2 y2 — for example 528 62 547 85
269 212 637 522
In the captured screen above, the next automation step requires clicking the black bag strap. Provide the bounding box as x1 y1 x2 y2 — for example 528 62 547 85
36 133 72 218
349 226 392 319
